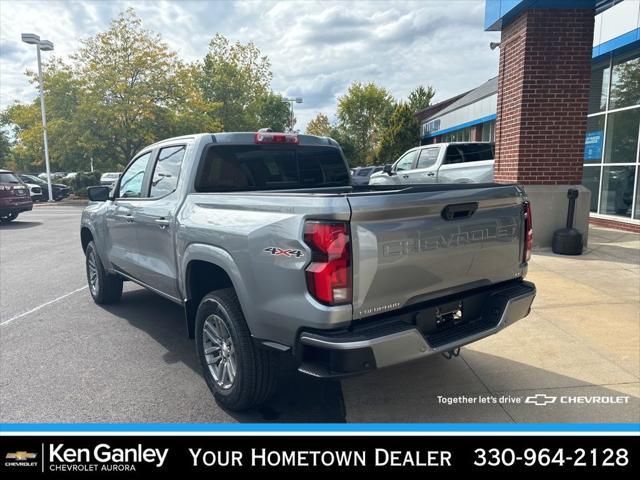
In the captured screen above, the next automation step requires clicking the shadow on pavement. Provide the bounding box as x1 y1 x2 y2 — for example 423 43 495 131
0 221 42 229
100 287 345 423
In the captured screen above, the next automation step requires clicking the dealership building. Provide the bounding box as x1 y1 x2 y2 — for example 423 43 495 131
417 0 640 233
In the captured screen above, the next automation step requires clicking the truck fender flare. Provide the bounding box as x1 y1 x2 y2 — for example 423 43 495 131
180 243 250 338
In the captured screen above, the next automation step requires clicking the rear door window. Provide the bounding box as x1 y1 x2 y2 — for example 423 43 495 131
195 145 349 192
416 147 440 169
150 145 186 197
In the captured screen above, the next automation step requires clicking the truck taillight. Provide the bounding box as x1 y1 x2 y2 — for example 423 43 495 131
304 221 352 305
523 200 533 263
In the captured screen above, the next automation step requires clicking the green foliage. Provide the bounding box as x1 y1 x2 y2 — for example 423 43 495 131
0 129 13 169
256 92 292 132
336 82 395 165
61 171 102 197
305 113 332 137
377 103 420 165
408 85 436 113
200 33 272 132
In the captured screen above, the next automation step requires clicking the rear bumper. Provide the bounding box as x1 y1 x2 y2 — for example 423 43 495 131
297 280 536 378
0 198 33 216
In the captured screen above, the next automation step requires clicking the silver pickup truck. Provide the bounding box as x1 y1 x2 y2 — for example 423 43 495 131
370 142 495 185
81 131 535 410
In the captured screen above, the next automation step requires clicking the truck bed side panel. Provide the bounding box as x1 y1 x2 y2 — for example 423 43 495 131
176 193 352 346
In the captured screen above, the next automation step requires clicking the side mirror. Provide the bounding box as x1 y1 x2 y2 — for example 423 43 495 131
383 164 394 176
87 186 110 202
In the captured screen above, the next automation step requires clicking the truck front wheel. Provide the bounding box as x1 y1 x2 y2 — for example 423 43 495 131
196 288 279 411
85 241 123 304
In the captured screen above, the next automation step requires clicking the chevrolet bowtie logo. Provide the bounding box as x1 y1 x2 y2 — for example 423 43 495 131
6 451 37 461
525 394 557 406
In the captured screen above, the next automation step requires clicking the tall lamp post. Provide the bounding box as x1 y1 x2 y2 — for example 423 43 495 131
21 33 55 203
282 97 303 133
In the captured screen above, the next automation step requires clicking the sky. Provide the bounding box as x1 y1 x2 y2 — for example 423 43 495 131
0 0 500 130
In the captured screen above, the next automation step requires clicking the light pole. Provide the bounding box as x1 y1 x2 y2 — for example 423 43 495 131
21 33 55 203
282 97 303 133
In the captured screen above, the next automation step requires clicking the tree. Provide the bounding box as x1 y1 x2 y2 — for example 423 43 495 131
408 85 436 113
376 102 420 165
73 9 183 167
200 34 272 132
0 129 13 169
2 9 223 173
336 82 395 165
306 113 332 137
256 92 292 132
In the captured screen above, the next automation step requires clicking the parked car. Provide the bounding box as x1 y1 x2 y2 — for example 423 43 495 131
0 169 33 222
20 174 70 201
351 165 385 185
81 131 535 410
100 172 121 186
20 179 44 202
370 142 495 185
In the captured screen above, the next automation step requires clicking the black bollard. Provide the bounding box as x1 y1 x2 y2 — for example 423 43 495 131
551 189 583 255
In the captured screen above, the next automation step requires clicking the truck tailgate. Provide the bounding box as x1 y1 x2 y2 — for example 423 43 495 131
347 185 525 320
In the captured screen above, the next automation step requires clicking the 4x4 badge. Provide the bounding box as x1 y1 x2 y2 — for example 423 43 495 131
264 247 304 258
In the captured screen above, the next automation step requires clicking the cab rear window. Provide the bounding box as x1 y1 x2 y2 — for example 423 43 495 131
195 145 350 192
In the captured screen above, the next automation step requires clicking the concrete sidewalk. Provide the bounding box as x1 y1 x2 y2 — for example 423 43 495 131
341 226 640 422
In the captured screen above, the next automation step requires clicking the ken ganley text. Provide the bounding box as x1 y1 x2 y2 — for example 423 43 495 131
190 448 452 468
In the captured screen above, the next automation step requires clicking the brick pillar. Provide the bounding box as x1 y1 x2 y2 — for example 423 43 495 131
494 8 594 184
493 8 595 247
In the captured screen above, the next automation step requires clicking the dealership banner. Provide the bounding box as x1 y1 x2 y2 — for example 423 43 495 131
1 434 636 475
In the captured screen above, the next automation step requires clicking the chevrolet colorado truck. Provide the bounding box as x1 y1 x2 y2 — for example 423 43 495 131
81 131 535 410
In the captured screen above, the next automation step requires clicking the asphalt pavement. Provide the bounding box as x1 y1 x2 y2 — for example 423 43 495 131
1 204 638 424
0 205 343 423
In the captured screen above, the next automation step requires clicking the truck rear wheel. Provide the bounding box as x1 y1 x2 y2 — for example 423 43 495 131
85 241 123 304
196 288 279 411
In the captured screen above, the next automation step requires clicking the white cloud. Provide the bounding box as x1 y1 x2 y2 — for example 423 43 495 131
0 0 500 130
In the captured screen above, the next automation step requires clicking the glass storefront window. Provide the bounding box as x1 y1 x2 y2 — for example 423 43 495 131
599 166 636 218
584 115 605 162
604 107 639 163
609 54 640 110
582 166 601 212
589 62 610 113
481 120 495 142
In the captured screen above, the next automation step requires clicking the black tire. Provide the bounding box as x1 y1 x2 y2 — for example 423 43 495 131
1 212 18 222
85 241 123 304
196 288 279 411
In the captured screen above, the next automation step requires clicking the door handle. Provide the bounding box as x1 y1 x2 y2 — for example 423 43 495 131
402 174 409 179
155 218 170 229
427 172 435 177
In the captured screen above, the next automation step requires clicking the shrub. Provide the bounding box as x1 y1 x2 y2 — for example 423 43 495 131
63 171 102 197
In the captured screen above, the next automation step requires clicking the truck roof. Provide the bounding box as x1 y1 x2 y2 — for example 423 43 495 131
148 132 340 148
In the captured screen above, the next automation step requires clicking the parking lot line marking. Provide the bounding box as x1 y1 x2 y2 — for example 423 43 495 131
0 286 88 327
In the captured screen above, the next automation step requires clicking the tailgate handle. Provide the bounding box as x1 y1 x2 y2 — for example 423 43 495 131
441 202 478 221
